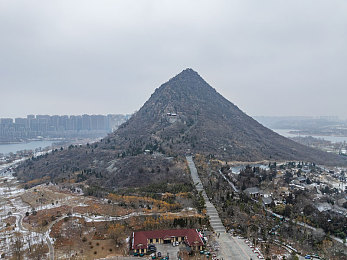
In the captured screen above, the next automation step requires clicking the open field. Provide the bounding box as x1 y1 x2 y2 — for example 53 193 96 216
1 166 203 260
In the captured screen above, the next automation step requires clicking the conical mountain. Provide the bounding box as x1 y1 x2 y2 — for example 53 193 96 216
16 69 347 188
104 68 346 165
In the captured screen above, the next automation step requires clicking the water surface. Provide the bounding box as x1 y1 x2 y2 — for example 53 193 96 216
273 129 347 143
0 140 55 155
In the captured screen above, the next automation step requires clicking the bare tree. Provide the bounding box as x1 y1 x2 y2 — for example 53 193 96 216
27 241 47 260
12 232 23 260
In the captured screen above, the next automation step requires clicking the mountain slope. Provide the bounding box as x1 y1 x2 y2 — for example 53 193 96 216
16 69 347 187
102 68 346 165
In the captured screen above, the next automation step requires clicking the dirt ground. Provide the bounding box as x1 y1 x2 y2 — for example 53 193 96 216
73 199 134 216
56 238 121 260
50 216 127 260
13 183 201 260
23 205 71 232
20 185 74 209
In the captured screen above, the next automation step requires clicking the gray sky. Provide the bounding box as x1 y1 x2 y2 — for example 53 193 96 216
1 0 346 118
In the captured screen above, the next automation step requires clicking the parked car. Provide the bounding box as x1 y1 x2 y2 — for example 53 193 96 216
148 244 157 252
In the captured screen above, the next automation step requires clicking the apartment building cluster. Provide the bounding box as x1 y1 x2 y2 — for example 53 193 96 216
0 114 130 142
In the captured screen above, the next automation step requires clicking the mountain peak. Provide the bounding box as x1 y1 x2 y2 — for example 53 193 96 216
160 68 213 95
169 68 203 82
179 68 199 76
110 69 347 166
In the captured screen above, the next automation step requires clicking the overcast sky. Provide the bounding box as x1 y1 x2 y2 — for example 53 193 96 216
1 0 346 119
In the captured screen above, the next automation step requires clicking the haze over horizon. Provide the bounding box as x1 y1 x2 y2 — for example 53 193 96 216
1 0 346 119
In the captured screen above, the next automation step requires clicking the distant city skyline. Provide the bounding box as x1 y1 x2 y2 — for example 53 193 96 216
0 113 129 143
1 1 346 119
0 113 132 119
1 114 345 121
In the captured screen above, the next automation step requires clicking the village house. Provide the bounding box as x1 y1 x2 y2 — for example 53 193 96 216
262 197 273 206
244 187 261 198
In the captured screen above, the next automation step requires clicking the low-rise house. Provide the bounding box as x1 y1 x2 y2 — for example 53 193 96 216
262 197 273 206
302 167 310 174
316 202 332 212
132 229 204 254
332 204 347 216
297 176 307 183
289 183 305 191
244 187 260 198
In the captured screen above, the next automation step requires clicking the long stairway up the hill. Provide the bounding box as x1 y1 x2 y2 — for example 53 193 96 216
186 156 260 260
186 156 226 233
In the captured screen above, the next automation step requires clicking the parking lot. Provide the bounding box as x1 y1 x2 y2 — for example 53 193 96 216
155 243 180 259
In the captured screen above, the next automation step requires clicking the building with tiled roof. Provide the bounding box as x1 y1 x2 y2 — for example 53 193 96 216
131 229 204 254
244 187 261 197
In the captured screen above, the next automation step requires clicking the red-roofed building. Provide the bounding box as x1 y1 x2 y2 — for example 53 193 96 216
132 229 204 254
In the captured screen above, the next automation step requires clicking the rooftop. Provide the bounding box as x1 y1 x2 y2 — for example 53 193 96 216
244 187 260 194
132 229 204 250
262 197 273 205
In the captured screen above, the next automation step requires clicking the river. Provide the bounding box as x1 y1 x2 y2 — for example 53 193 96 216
0 140 55 155
273 129 347 143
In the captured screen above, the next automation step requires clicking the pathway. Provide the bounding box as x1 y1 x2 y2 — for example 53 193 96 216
218 170 239 193
186 156 259 259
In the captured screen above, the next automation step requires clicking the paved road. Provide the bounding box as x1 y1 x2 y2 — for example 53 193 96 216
13 212 54 260
100 257 151 260
265 208 347 248
45 236 54 260
186 156 259 260
13 213 26 231
45 217 60 260
218 170 239 193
